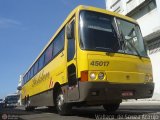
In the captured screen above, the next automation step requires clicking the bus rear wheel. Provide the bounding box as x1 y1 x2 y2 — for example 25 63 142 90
25 97 34 111
55 89 72 115
103 103 120 112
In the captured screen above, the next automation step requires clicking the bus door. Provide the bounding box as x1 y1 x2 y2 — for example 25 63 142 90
66 18 79 101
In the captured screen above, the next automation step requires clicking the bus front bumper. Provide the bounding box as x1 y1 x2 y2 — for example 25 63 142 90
78 82 154 105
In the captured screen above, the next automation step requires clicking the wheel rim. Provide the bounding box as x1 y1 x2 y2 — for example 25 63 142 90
57 93 64 111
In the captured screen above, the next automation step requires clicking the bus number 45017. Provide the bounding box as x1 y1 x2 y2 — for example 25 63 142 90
90 61 109 67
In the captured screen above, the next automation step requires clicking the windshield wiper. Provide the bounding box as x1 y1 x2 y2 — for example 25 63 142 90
95 47 114 52
119 30 142 59
126 40 142 59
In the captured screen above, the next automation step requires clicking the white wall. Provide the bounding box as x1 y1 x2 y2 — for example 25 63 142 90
136 8 160 37
149 52 160 100
156 0 160 13
107 0 123 13
126 0 137 13
106 0 117 10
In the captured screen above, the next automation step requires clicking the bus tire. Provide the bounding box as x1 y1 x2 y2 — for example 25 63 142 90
55 89 72 115
25 96 34 111
48 106 56 112
103 103 120 112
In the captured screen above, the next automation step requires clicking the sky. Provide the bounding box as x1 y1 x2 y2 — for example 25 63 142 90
0 0 106 98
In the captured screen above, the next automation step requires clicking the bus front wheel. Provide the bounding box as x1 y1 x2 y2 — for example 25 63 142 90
55 89 72 115
103 103 120 112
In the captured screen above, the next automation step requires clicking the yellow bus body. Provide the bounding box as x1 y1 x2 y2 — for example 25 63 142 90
21 5 154 113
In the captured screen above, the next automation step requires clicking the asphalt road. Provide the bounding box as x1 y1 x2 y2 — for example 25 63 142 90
0 101 160 120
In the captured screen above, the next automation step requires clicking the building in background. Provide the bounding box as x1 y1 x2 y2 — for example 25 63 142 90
17 75 23 106
106 0 160 100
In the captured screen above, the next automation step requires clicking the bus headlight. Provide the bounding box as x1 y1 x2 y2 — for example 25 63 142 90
98 72 105 80
145 74 153 82
90 73 96 80
149 74 153 81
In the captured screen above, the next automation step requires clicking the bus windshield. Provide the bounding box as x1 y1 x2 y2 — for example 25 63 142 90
116 18 147 57
79 11 147 57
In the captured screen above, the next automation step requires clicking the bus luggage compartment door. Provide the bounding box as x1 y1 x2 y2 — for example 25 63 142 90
67 64 79 101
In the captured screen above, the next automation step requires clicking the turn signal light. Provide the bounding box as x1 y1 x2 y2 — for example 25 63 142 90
80 71 88 82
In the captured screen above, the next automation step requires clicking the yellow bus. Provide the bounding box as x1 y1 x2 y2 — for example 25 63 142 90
19 5 154 115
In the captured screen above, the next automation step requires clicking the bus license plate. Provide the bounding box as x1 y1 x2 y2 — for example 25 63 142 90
122 91 133 97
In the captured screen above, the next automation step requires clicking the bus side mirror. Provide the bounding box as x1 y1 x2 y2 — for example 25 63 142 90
17 86 22 90
67 22 74 39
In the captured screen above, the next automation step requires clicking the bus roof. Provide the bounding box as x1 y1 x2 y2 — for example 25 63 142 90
23 5 137 76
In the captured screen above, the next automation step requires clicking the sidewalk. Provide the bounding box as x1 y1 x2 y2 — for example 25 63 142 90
121 100 160 106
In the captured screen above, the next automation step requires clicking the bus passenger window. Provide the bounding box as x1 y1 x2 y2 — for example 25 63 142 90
53 29 65 57
45 44 53 64
30 67 34 78
28 71 31 80
39 54 45 70
34 62 38 75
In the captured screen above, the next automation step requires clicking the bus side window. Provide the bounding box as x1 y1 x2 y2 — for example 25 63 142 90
30 67 34 79
28 71 31 81
53 29 65 57
34 61 38 75
38 54 45 71
67 21 75 62
45 44 53 64
23 74 27 84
